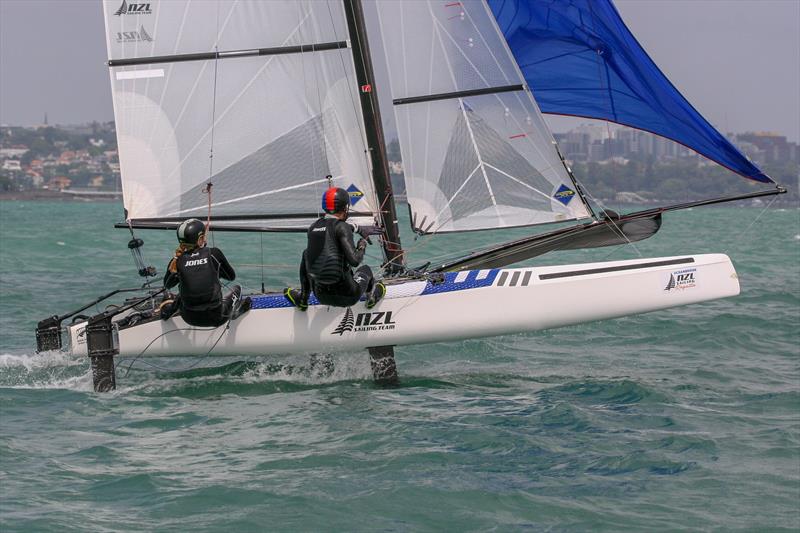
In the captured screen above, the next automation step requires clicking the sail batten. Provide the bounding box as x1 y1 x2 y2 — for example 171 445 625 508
393 84 524 106
108 41 350 67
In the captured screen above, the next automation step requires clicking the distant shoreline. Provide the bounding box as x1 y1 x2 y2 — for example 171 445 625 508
0 190 121 202
0 190 794 209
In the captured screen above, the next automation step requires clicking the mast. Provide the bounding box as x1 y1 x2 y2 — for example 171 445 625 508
342 0 404 274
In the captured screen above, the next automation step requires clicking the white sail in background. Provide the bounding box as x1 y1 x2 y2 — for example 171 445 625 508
103 0 378 229
374 0 590 233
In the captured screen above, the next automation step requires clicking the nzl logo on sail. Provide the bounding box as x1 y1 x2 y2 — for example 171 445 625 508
115 0 152 16
332 309 396 335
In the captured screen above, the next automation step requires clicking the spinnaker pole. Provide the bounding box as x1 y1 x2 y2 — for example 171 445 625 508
342 0 404 274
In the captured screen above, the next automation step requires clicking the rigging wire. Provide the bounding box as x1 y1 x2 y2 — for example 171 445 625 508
723 194 779 255
203 3 222 247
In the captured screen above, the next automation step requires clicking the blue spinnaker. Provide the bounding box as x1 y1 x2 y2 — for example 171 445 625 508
489 0 773 184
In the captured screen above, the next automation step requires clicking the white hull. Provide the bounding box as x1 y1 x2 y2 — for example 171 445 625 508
66 254 739 358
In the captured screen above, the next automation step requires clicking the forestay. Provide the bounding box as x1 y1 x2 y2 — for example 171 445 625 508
103 0 378 230
374 0 591 234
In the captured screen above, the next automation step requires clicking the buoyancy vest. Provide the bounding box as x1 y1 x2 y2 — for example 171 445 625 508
176 247 223 311
305 217 348 285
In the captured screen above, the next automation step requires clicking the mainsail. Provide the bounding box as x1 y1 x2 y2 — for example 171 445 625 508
374 0 592 234
103 0 380 230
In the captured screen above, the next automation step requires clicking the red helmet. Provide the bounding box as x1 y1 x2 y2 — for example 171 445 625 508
321 187 350 214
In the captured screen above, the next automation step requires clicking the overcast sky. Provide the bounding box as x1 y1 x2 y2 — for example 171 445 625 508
1 0 798 141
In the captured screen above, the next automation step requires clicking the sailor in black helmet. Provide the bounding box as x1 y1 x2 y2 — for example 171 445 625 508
160 218 251 326
285 187 386 310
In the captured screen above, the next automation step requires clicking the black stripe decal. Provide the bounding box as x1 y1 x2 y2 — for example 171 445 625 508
114 222 308 233
509 272 521 286
521 271 532 286
497 271 509 286
393 84 525 106
539 257 695 280
108 40 349 67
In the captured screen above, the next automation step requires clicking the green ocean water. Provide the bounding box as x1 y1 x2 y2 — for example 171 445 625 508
0 200 798 531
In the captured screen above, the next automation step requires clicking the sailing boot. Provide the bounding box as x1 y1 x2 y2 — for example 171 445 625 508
365 282 386 309
284 287 308 311
232 297 252 320
159 299 177 321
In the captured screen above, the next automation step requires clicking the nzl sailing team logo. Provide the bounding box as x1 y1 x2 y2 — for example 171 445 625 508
553 184 576 206
331 309 396 335
116 25 153 43
115 0 152 16
664 268 697 292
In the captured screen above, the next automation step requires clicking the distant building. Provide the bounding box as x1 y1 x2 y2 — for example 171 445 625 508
26 170 44 187
736 132 798 165
2 160 22 171
47 176 72 190
58 151 76 164
0 147 29 158
553 123 798 167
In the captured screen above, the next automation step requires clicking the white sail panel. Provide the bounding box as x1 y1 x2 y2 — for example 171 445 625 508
375 0 590 233
103 0 377 229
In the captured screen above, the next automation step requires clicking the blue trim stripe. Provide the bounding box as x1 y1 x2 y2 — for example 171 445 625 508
420 269 499 295
248 269 500 310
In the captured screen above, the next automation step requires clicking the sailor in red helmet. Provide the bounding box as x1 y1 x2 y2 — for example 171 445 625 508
285 187 386 310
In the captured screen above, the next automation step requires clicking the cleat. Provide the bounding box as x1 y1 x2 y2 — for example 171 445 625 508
365 282 386 309
284 287 308 311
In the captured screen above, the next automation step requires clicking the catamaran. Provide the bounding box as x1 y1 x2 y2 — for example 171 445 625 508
36 0 785 391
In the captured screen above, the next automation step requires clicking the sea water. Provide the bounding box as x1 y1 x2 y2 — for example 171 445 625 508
0 200 798 531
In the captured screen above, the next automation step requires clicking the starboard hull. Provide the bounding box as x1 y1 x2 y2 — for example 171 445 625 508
66 254 739 358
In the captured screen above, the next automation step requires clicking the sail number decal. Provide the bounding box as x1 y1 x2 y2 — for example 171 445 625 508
664 268 697 292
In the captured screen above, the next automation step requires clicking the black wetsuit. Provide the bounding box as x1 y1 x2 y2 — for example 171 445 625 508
163 246 240 327
299 216 373 307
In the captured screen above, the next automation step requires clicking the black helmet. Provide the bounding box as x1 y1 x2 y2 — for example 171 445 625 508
177 218 205 245
321 187 350 215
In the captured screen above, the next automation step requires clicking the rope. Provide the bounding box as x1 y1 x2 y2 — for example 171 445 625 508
118 309 236 377
260 234 266 293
